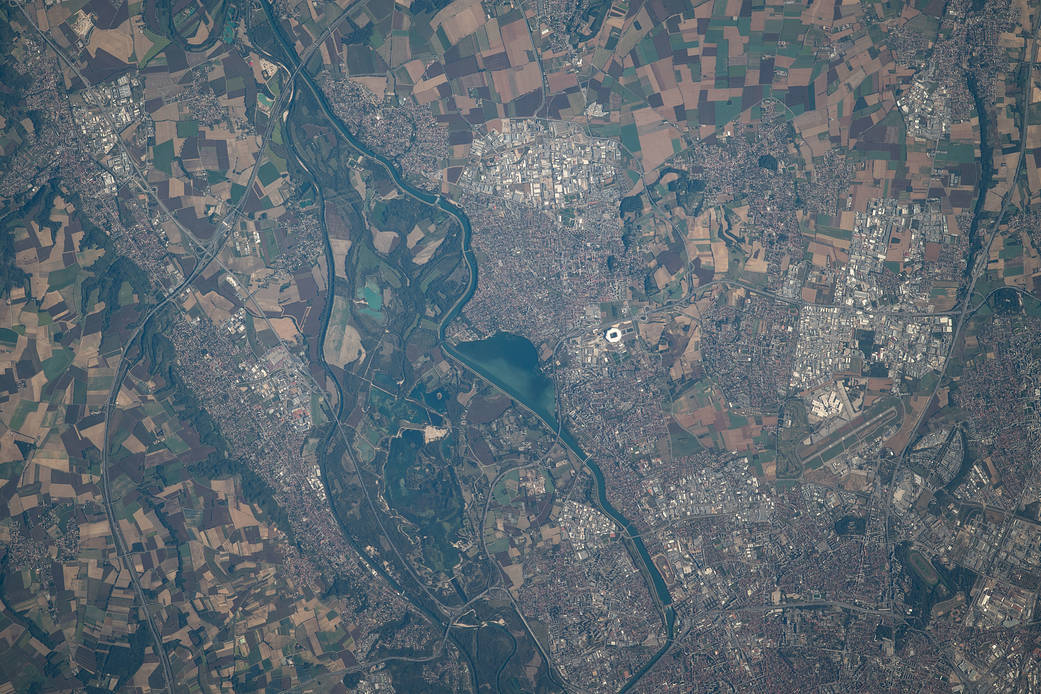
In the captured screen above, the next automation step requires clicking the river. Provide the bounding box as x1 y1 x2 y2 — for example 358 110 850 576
965 73 995 274
260 4 675 687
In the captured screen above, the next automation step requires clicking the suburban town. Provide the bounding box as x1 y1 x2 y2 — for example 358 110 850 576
0 0 1040 691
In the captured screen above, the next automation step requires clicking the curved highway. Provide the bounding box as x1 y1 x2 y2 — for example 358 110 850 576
258 3 676 690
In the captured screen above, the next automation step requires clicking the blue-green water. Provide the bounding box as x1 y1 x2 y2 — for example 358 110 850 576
358 280 383 321
262 4 675 684
453 333 556 422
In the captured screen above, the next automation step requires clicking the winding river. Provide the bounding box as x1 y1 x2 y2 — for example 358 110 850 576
260 4 675 687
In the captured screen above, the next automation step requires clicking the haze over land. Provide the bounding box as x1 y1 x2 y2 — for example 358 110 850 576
1 0 1041 691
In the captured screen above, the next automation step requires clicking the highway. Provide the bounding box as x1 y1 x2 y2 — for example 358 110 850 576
899 19 1040 460
18 5 357 690
880 14 1041 640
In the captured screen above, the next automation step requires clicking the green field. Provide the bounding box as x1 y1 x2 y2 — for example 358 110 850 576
9 400 37 431
153 140 174 175
47 264 79 291
668 420 703 457
257 161 281 187
176 120 199 138
42 348 74 381
908 550 939 586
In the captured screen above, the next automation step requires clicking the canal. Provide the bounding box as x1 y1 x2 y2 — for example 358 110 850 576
260 3 675 687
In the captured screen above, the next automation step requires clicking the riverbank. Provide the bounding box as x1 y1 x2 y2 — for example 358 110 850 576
260 3 675 686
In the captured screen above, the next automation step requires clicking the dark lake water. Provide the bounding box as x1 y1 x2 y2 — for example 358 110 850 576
453 332 557 422
265 2 677 671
